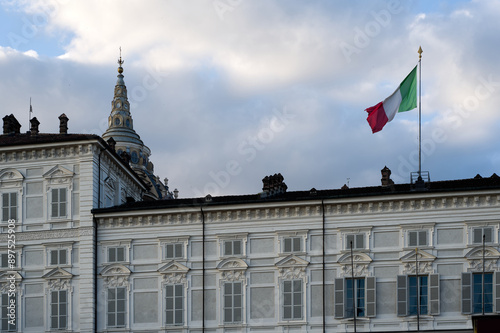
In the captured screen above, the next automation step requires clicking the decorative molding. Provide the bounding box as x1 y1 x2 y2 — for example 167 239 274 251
0 272 22 293
276 255 309 280
217 258 248 282
465 246 500 272
0 226 93 242
0 168 24 188
101 264 131 288
43 268 73 290
158 261 189 284
338 252 372 277
400 249 436 274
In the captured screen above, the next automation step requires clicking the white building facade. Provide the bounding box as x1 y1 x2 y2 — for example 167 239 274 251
92 174 500 333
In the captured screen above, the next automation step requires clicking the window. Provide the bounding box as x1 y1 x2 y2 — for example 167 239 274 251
473 227 493 244
283 279 302 320
165 243 183 259
283 237 302 253
334 277 376 319
107 287 126 328
51 188 67 218
223 282 242 323
108 247 125 263
409 230 428 247
1 293 16 331
0 253 15 269
224 240 242 256
345 278 365 318
166 284 183 326
398 274 439 316
346 234 364 250
1 193 17 222
50 249 67 266
50 290 67 329
408 276 428 315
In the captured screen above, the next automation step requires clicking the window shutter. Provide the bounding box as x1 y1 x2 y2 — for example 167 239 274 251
429 274 440 315
419 230 427 246
284 238 292 253
462 272 472 314
60 250 67 265
346 235 354 250
473 229 482 243
495 271 500 313
409 232 417 247
366 276 376 317
117 247 125 261
484 227 493 243
397 275 407 316
356 234 364 249
334 278 344 318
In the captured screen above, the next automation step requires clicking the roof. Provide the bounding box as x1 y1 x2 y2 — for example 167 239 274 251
92 173 500 214
0 132 148 190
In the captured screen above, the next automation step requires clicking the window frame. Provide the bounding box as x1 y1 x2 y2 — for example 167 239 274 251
223 281 243 324
408 230 428 247
1 192 17 222
108 246 126 263
346 233 365 250
283 237 302 253
50 188 68 219
282 279 303 321
50 289 68 330
472 227 494 245
217 234 247 258
398 274 440 317
107 287 127 328
50 249 68 266
165 284 184 326
1 292 16 332
223 240 242 257
334 276 376 319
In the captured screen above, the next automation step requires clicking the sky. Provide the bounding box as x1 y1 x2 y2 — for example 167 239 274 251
1 0 500 198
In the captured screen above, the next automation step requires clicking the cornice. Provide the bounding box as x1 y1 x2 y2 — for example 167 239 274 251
0 142 97 163
0 226 94 242
96 191 500 229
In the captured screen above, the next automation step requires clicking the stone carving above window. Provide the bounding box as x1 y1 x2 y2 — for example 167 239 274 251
0 271 22 293
338 252 372 277
465 246 500 272
100 263 131 288
42 267 73 290
275 255 309 280
43 165 74 186
0 168 24 188
217 258 248 282
158 261 189 284
400 249 436 274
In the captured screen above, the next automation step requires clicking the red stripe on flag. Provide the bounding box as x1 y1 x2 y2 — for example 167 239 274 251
365 102 388 133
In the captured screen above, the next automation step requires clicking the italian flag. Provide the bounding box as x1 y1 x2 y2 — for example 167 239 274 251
365 65 417 133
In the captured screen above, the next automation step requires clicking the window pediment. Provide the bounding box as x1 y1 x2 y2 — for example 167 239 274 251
338 252 372 277
400 249 435 275
217 257 248 271
0 168 24 188
43 165 74 185
400 249 436 262
158 261 189 284
465 246 500 272
158 261 190 274
100 263 132 277
42 267 73 280
0 271 22 282
276 255 309 280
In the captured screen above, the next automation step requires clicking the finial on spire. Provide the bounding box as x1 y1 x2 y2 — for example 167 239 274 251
118 47 124 74
418 46 423 59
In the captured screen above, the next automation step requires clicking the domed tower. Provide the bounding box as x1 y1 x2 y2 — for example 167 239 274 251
102 53 176 200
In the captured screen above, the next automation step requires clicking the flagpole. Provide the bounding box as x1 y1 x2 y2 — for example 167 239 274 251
418 46 423 181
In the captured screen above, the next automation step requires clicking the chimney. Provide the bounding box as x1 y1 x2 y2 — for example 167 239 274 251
3 114 21 135
261 173 287 197
120 151 131 164
107 137 116 151
381 166 394 186
30 117 40 135
59 113 69 134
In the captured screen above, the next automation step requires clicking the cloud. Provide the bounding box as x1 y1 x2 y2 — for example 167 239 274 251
1 0 500 198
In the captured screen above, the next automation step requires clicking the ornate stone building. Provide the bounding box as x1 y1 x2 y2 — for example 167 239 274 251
1 59 499 332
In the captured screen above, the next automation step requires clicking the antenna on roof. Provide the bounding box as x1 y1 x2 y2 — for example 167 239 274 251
28 97 33 128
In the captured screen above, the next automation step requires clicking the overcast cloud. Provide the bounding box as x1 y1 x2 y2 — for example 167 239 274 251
1 0 500 197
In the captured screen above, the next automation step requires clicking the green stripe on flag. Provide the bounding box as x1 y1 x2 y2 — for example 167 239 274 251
398 65 417 113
